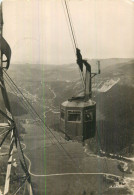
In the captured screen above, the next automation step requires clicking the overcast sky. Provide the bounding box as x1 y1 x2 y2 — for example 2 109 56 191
2 0 134 64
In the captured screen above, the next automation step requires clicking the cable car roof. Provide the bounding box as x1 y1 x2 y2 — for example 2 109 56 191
61 99 96 108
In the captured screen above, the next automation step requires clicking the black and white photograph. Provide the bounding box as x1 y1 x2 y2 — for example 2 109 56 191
0 0 134 194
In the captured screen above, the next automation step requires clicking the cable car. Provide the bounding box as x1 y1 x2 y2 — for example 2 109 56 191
60 49 100 141
60 2 100 141
60 98 96 141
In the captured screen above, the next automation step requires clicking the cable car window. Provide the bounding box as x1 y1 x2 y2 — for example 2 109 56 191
61 109 65 120
68 111 81 122
85 110 93 122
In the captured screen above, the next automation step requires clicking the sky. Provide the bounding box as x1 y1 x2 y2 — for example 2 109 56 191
2 0 134 64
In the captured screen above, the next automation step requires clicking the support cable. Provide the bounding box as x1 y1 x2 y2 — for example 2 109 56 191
3 70 84 173
4 75 60 147
62 0 85 90
61 0 76 55
64 0 77 49
4 74 67 146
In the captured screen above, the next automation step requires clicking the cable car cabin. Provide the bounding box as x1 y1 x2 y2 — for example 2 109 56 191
60 98 96 141
59 56 100 142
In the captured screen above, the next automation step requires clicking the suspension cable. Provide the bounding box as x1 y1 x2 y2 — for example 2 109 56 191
3 70 84 173
4 74 75 159
4 74 85 186
62 0 85 90
64 0 77 49
61 0 76 55
4 75 63 147
4 71 112 194
4 72 63 142
65 0 78 47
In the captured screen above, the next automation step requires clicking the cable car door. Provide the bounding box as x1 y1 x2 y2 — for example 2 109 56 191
83 108 96 140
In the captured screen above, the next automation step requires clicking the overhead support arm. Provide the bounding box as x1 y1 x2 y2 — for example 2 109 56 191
76 48 101 100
